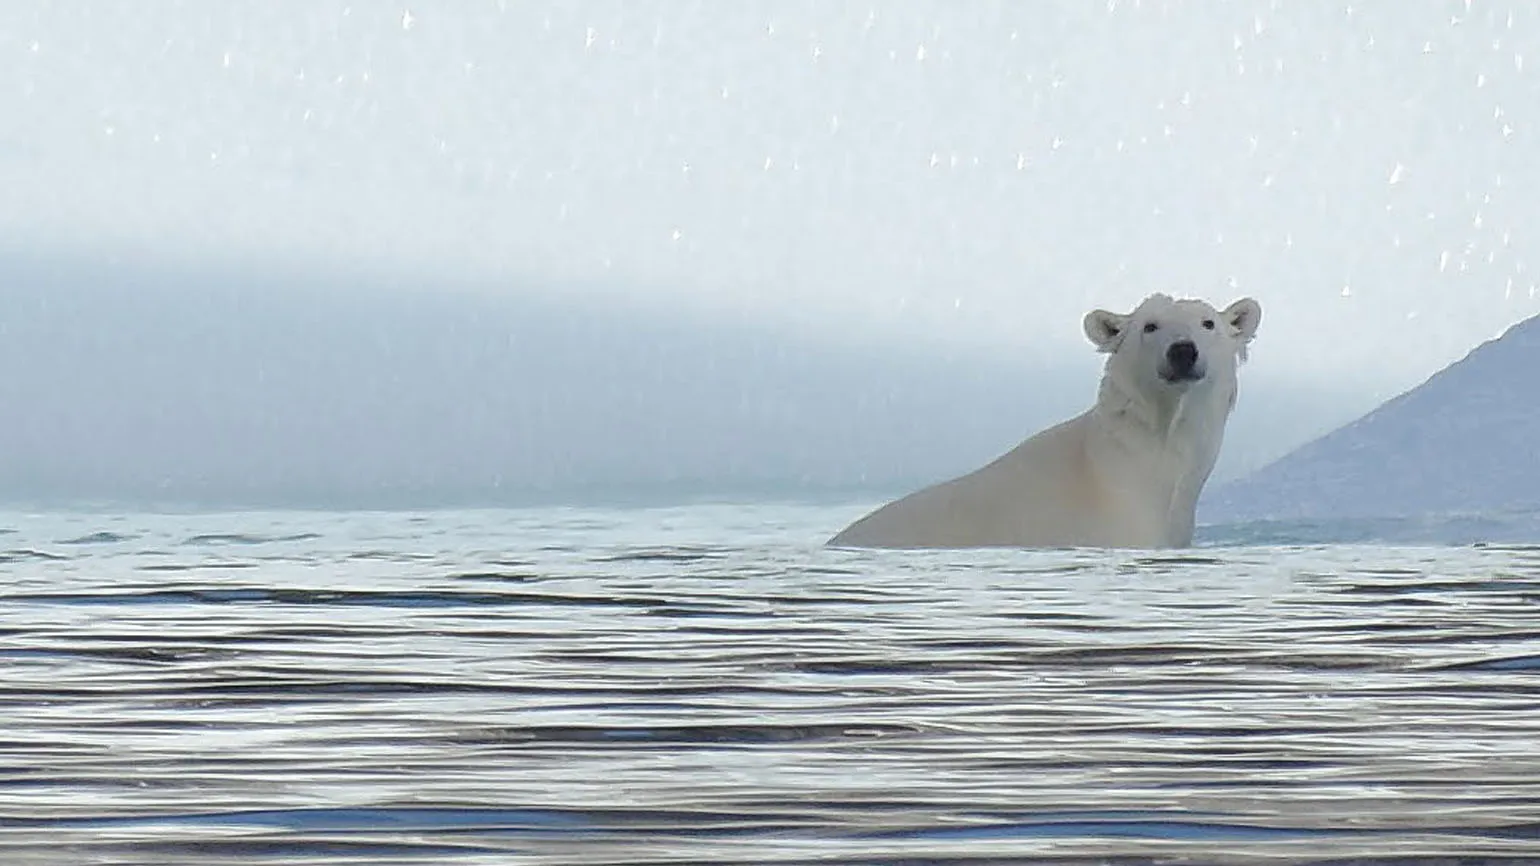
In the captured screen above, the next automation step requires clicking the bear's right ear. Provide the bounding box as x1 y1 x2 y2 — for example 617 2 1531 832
1083 309 1128 353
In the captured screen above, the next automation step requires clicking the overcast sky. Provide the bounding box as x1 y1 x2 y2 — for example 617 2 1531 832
1 1 1536 504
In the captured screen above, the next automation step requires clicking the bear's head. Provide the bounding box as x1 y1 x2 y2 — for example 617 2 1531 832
1082 293 1261 395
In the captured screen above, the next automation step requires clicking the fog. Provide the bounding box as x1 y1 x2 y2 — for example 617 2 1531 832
2 2 1536 506
0 247 1348 507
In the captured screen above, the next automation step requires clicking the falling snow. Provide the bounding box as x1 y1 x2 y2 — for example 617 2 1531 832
0 0 1535 418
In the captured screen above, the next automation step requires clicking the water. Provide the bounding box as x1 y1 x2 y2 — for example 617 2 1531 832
3 503 1539 865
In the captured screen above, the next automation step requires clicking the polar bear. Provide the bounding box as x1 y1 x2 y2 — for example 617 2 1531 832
828 294 1262 550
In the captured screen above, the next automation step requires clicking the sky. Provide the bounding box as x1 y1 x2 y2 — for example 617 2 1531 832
1 1 1537 504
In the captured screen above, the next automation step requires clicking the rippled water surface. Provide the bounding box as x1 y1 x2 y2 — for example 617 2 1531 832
3 504 1539 865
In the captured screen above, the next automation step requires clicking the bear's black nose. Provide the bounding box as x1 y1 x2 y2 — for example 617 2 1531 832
1166 340 1198 374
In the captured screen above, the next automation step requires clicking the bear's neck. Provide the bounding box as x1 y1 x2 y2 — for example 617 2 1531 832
1088 371 1234 545
1093 374 1232 441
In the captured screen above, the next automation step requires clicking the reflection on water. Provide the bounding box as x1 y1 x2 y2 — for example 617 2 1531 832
2 504 1539 864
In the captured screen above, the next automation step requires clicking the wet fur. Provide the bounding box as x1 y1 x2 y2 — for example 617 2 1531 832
828 294 1261 550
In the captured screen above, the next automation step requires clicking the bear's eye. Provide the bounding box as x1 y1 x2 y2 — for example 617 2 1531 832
1142 322 1158 333
1201 319 1215 330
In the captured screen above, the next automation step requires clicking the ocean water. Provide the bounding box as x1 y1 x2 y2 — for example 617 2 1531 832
2 502 1539 865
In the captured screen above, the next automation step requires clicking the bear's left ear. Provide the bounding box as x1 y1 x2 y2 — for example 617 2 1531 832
1224 298 1261 343
1083 309 1129 353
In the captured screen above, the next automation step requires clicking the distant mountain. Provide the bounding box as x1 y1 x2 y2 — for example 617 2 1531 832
0 247 1099 509
1203 313 1540 522
0 247 1360 511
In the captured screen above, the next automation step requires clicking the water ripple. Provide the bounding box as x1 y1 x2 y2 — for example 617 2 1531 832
1 505 1539 864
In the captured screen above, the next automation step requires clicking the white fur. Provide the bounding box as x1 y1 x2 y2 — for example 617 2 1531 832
829 294 1262 550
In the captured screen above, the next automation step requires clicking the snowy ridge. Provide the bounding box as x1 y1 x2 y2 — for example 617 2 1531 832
1204 313 1540 522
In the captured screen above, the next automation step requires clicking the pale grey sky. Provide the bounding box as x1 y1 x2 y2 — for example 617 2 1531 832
0 1 1536 504
6 2 1538 391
